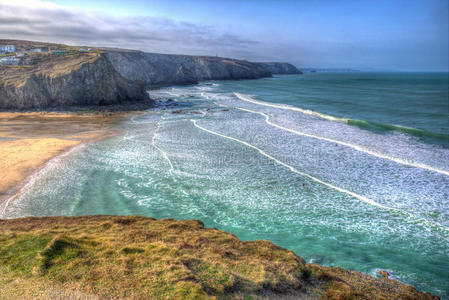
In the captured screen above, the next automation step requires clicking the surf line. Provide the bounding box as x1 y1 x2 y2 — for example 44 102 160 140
152 115 174 173
123 130 134 141
234 92 347 123
0 143 86 217
152 109 208 174
191 119 449 232
227 98 449 177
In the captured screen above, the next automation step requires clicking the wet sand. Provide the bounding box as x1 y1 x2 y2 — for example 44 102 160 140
0 111 131 203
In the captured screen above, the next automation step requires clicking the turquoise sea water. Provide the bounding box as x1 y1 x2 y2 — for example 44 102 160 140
1 73 448 297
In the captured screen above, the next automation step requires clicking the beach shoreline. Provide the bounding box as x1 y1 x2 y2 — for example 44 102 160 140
0 111 138 211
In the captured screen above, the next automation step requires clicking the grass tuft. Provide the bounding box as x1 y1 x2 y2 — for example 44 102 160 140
121 247 145 254
38 236 82 275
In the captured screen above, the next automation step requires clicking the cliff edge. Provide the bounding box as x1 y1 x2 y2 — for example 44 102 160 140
106 51 273 88
0 53 149 109
256 62 302 74
0 216 438 299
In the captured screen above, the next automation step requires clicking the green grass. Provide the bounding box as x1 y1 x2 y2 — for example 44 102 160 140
0 234 51 276
0 216 438 299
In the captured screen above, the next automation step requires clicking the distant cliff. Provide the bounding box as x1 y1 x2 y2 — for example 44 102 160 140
256 62 302 74
106 51 272 87
0 40 301 109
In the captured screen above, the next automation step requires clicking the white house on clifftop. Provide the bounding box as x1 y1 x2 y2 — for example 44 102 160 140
0 45 16 54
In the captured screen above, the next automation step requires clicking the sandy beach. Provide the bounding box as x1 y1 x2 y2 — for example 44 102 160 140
0 111 131 204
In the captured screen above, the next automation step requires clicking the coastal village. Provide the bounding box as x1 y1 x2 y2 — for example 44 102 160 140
0 43 93 66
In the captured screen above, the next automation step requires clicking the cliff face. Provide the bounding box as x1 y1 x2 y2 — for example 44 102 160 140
0 54 149 109
106 51 272 87
0 39 301 109
0 216 438 300
256 62 302 74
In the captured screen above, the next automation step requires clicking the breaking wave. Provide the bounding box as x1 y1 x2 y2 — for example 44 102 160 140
234 92 449 143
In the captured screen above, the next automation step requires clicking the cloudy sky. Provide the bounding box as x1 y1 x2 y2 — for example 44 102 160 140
0 0 448 71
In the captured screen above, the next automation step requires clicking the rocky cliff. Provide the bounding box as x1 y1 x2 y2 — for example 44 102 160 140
0 53 149 109
106 51 272 87
0 39 301 109
0 216 438 300
256 62 302 74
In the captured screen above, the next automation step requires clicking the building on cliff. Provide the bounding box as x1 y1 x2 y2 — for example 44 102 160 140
0 45 16 54
28 47 49 53
0 56 21 65
52 50 67 55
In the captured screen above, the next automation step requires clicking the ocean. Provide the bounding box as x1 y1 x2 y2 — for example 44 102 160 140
2 72 448 298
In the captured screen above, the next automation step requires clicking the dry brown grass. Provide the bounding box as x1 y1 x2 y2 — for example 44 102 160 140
307 264 439 300
0 52 99 87
0 216 439 299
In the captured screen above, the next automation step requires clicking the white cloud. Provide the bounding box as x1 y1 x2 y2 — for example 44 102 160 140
1 0 447 70
0 0 260 58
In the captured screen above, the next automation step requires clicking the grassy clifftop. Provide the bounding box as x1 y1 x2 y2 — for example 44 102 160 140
0 216 438 299
0 52 99 87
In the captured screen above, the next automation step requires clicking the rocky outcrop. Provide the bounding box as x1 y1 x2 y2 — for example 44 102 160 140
256 62 302 74
0 53 149 109
106 51 272 88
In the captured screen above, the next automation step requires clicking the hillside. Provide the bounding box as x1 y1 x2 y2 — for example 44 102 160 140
256 62 303 74
0 52 149 109
0 40 300 109
106 51 272 87
0 216 438 299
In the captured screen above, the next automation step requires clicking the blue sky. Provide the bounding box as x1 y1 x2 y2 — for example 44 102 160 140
1 0 448 71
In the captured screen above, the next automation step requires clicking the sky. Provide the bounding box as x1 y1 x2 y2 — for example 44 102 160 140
0 0 448 71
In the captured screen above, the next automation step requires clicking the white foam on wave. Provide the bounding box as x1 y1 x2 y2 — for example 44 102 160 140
234 92 347 123
0 144 86 218
191 119 449 232
195 86 214 92
152 115 174 173
122 130 137 141
151 108 207 175
230 95 449 177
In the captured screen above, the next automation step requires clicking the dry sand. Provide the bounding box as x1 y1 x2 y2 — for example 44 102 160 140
0 111 130 203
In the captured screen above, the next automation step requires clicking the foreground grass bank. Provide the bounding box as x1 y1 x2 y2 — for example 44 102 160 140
0 216 438 299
